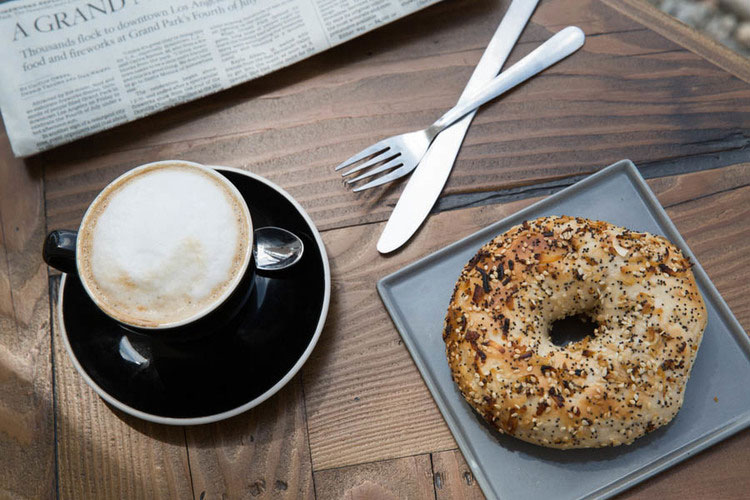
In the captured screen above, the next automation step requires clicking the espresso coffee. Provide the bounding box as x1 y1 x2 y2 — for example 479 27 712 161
76 162 252 328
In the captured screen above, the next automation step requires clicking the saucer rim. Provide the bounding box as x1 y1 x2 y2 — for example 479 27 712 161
57 165 331 425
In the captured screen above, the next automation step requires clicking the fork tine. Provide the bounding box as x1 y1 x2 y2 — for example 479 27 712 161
334 141 390 172
352 163 413 192
345 155 403 183
340 151 399 178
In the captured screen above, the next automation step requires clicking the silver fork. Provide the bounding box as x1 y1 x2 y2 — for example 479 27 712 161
336 26 585 192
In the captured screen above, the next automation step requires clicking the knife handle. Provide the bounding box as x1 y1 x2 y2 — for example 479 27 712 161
430 26 585 135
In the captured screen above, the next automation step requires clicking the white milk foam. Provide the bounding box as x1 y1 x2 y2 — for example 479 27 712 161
78 164 250 327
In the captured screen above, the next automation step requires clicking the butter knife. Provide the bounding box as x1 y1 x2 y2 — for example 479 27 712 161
377 0 538 254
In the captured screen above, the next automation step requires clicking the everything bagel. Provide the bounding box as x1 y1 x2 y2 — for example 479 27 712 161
443 216 706 449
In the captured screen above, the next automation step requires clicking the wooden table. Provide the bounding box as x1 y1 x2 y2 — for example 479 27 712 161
1 0 749 498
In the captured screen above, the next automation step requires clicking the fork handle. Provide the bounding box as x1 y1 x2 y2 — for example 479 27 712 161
430 26 585 135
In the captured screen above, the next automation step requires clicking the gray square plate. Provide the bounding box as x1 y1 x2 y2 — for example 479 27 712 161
378 160 750 500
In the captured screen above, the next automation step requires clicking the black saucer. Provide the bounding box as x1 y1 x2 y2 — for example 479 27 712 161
59 168 330 424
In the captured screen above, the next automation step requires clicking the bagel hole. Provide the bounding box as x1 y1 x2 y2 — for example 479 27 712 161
549 314 598 347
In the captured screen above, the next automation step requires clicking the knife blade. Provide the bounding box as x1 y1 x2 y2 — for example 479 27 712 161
377 0 539 254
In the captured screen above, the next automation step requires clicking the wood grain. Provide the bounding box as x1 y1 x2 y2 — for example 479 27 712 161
4 0 749 496
432 450 485 500
313 454 434 500
645 162 750 209
303 166 750 471
49 278 193 499
0 128 55 498
185 376 314 499
304 219 466 470
602 0 750 84
41 0 750 233
619 429 750 499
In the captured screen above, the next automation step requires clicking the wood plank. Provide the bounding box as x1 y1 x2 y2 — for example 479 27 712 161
185 376 314 499
303 168 749 471
619 429 750 499
41 0 750 233
645 162 750 209
49 277 193 499
0 127 56 498
432 450 485 500
438 159 750 217
313 454 434 500
304 217 468 470
602 0 750 84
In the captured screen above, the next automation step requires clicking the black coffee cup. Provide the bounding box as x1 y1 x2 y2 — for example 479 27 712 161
43 160 256 340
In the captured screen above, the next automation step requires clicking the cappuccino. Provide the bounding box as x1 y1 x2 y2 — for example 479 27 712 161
77 162 252 328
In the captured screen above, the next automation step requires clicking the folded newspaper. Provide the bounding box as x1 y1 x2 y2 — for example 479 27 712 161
0 0 440 157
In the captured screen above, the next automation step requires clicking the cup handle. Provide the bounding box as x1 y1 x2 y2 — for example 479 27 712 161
43 230 78 274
